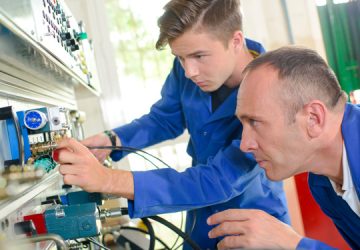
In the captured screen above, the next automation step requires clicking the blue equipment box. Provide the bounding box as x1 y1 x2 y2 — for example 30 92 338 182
44 203 99 240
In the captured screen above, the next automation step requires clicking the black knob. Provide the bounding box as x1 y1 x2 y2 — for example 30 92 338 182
55 5 61 14
14 221 36 235
61 13 66 22
42 195 61 205
66 39 76 46
70 45 79 52
62 184 72 189
60 32 71 40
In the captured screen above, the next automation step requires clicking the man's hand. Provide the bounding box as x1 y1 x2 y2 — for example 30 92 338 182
54 137 113 193
207 209 302 250
81 132 120 162
54 138 134 199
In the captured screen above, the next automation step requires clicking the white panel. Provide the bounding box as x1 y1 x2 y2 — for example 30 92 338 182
0 97 9 107
243 0 289 50
286 0 327 58
242 0 326 54
7 98 40 111
66 0 124 129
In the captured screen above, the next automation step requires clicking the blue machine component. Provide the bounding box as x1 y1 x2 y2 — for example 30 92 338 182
15 111 31 163
2 106 71 166
5 118 21 163
24 110 48 130
0 106 25 166
5 108 50 165
19 107 51 135
66 191 103 206
44 203 99 240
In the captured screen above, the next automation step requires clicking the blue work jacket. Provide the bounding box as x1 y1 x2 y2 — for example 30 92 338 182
297 103 360 250
111 39 290 249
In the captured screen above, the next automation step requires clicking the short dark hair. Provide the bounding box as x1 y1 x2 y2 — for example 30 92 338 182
242 46 347 122
156 0 242 50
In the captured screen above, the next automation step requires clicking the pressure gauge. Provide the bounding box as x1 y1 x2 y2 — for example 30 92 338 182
24 110 48 130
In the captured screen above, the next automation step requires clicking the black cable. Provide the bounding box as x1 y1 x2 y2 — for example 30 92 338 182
147 215 201 250
87 237 111 250
91 146 186 249
141 217 156 250
120 226 171 250
87 146 172 168
89 148 193 250
173 210 197 250
112 208 198 249
101 232 114 246
169 211 183 250
123 150 160 169
88 146 161 169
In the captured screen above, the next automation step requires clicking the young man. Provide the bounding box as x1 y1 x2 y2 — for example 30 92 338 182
207 47 360 250
55 0 290 248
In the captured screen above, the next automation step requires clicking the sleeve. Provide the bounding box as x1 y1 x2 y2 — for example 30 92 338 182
296 238 338 250
127 140 267 218
110 59 186 161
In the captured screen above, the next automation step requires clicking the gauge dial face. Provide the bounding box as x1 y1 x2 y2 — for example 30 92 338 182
24 110 48 130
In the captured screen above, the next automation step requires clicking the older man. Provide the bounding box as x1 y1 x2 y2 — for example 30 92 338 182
208 47 360 250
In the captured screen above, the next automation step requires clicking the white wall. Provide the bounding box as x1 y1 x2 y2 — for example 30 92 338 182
65 0 125 136
243 0 326 58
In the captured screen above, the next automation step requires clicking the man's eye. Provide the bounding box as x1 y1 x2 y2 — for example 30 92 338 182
249 119 258 127
195 55 204 59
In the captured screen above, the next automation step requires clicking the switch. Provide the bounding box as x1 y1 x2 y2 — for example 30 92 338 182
61 13 66 22
60 32 71 40
14 221 37 236
55 4 61 15
23 213 47 234
70 45 79 52
76 32 88 41
66 39 76 46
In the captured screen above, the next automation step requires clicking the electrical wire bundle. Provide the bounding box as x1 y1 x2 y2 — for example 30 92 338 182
89 145 200 250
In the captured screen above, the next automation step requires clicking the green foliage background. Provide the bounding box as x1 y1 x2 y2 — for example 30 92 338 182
106 0 173 81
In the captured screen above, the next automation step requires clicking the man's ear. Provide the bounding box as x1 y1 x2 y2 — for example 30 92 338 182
231 31 244 50
303 101 326 138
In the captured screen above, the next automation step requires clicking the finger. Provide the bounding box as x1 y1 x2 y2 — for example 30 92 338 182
207 209 252 225
63 173 84 187
53 148 81 164
59 164 84 175
217 235 246 250
81 133 108 147
52 148 62 162
81 136 96 146
89 149 110 160
208 221 246 238
57 137 88 154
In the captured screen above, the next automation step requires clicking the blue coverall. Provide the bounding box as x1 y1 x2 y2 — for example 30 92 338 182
297 103 360 250
111 39 290 249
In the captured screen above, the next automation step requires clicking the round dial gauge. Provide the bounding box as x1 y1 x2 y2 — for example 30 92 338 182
24 110 48 130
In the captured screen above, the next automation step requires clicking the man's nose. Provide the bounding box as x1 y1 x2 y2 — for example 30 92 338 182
240 130 257 153
184 61 199 79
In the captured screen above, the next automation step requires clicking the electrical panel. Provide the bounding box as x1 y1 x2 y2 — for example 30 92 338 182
0 105 118 249
2 106 71 171
0 0 100 91
0 1 114 249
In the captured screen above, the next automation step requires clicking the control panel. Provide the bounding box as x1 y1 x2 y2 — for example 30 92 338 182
1 106 71 172
0 105 109 249
0 0 100 90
